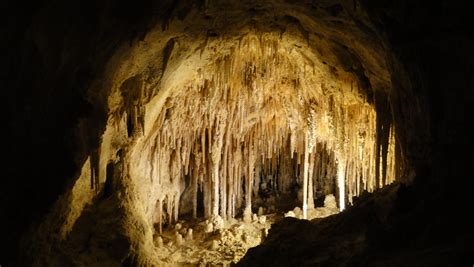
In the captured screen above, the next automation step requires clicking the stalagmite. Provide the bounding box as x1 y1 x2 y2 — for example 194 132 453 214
258 207 264 216
186 229 193 241
205 221 214 233
175 232 183 246
192 153 198 219
211 240 219 251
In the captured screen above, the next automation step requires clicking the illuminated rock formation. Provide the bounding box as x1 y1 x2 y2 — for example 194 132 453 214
7 0 471 266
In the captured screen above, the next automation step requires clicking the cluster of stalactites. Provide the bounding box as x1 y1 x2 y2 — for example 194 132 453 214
143 33 396 228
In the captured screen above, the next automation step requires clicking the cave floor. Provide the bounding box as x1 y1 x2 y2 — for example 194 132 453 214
152 199 339 266
154 215 273 265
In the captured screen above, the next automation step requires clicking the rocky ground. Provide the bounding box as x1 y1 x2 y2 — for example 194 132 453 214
151 195 339 266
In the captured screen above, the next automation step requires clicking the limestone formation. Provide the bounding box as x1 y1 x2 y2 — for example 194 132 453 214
186 229 193 241
18 1 404 266
205 221 214 233
324 194 338 209
175 232 184 246
211 240 219 251
252 214 259 223
157 236 163 247
258 207 264 216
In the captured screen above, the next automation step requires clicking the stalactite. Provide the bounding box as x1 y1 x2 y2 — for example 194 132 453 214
227 151 234 219
244 135 255 223
167 195 172 225
205 154 212 218
192 151 199 219
90 147 101 193
174 192 179 222
139 33 397 226
302 132 310 219
158 198 163 234
307 104 316 210
337 161 346 211
308 147 315 210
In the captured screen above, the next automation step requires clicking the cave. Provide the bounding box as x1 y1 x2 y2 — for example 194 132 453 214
3 0 473 266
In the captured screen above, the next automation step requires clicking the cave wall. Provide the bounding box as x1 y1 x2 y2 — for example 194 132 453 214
362 0 473 209
2 0 471 265
2 0 170 264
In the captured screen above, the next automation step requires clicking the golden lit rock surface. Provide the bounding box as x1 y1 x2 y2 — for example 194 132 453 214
22 1 404 266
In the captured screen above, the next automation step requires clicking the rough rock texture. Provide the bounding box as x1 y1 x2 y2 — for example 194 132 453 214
151 216 273 265
238 184 474 266
2 0 473 266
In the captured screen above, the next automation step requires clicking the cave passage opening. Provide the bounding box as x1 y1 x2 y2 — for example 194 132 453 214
118 32 398 264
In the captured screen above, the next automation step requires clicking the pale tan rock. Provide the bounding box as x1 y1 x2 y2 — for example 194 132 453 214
285 211 296 218
205 222 214 233
210 240 219 250
186 228 193 241
252 213 258 223
293 207 302 218
324 194 338 209
211 215 224 230
175 232 183 246
258 207 264 216
156 236 163 247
